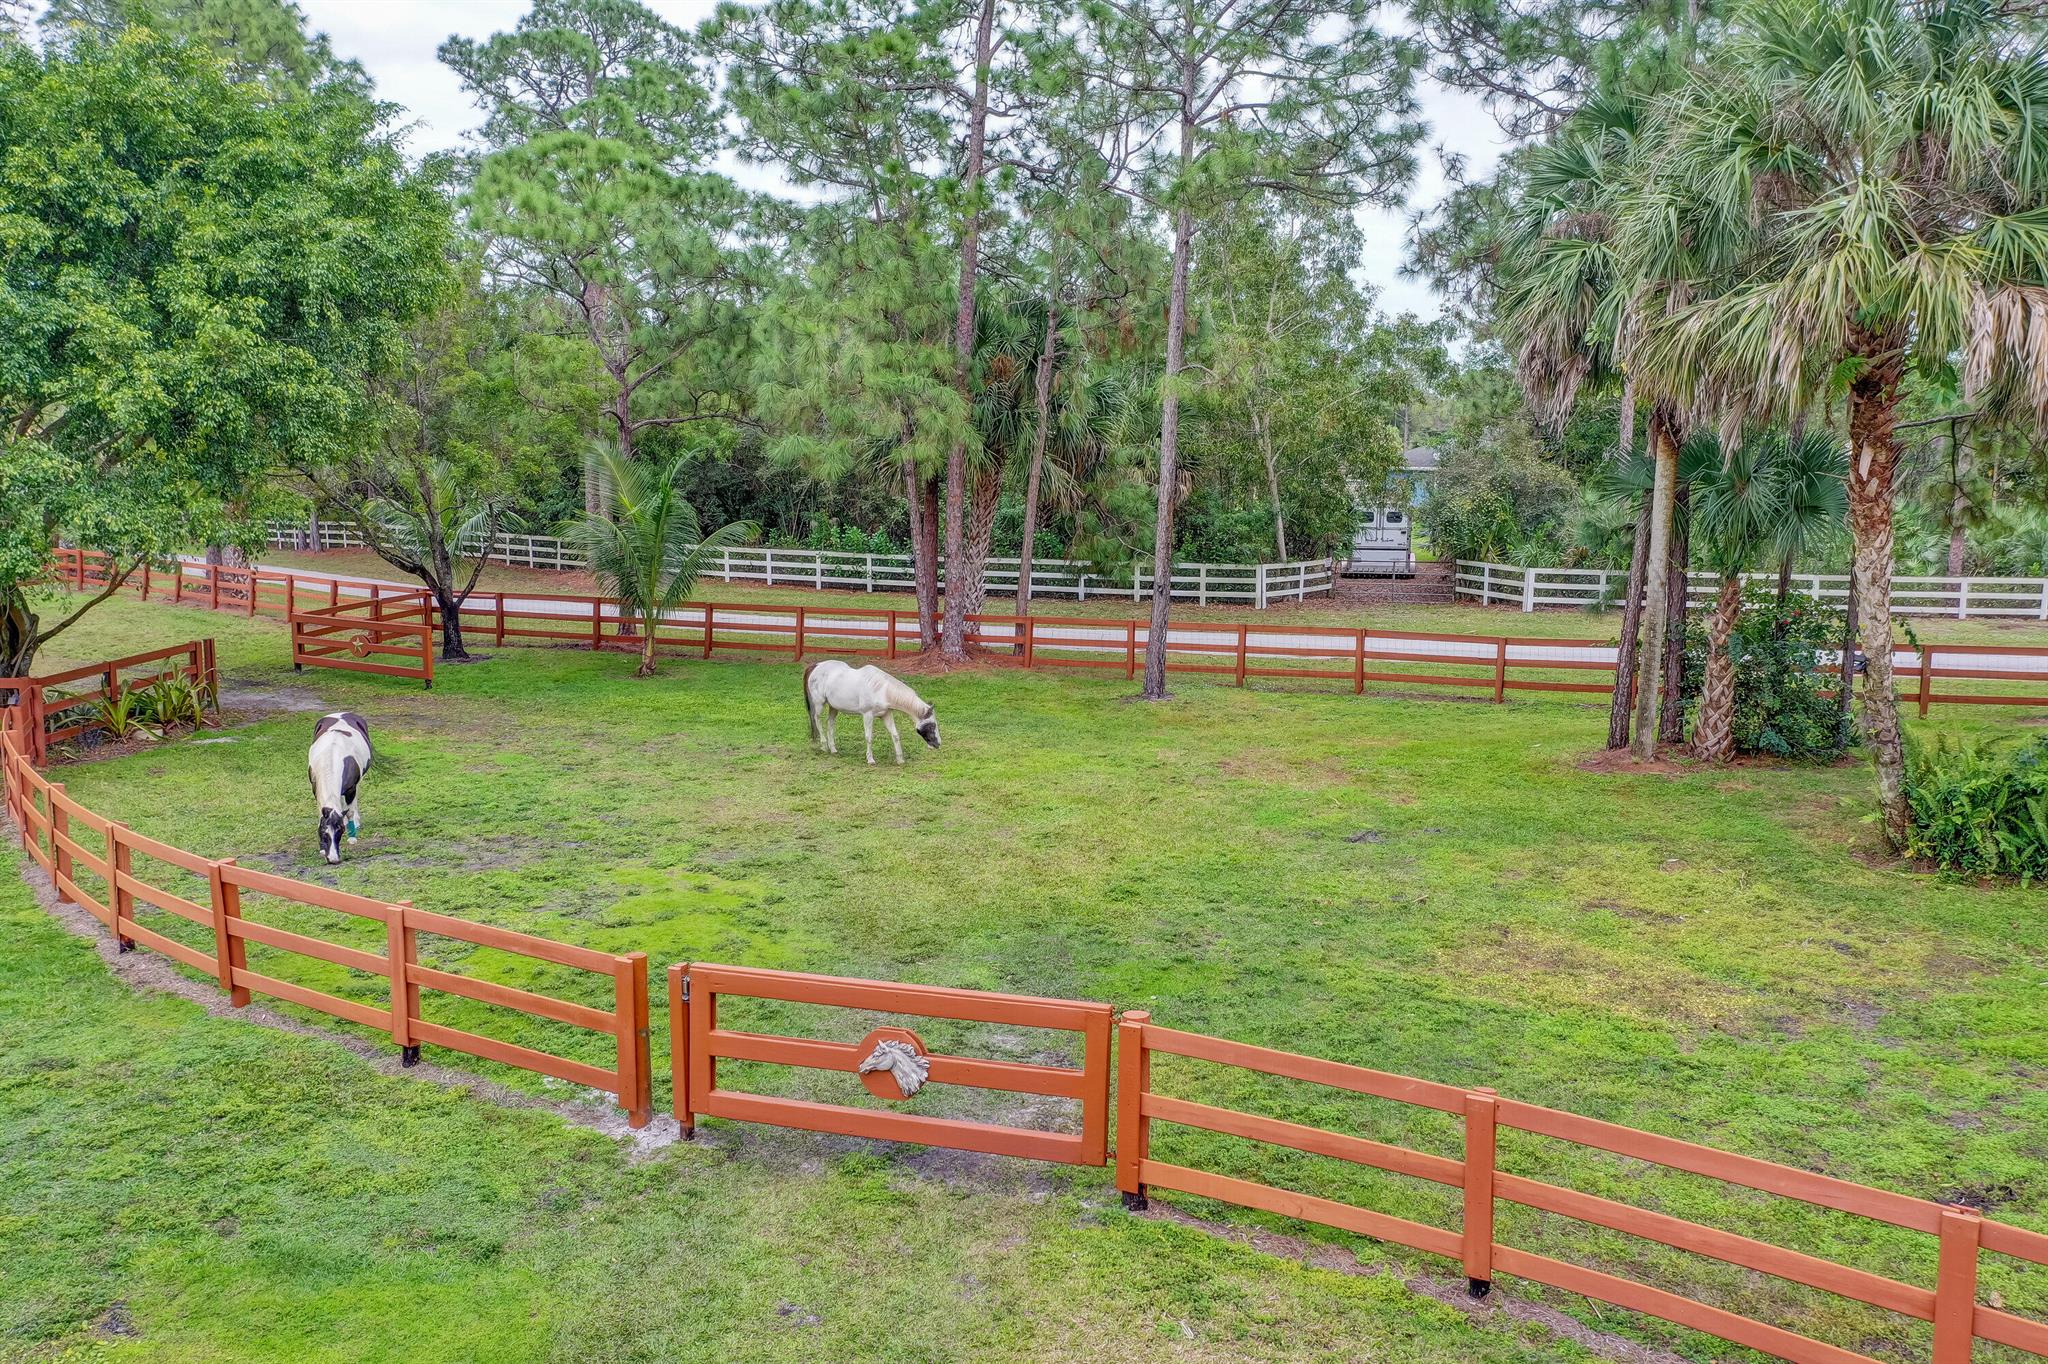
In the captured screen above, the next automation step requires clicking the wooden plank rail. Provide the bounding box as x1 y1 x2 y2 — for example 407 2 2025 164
672 962 1113 1164
0 721 649 1126
1116 1013 2048 1364
48 548 2048 711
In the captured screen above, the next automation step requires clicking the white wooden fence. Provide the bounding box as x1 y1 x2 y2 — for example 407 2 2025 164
1456 560 2048 620
265 522 1333 608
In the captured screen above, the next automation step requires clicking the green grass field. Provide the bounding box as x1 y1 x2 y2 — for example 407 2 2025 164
4 589 2046 1363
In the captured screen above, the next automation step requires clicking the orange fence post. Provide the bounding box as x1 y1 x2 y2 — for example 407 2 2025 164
389 901 420 1064
1920 644 1935 718
74 552 86 590
1236 624 1249 686
1932 1205 1982 1362
328 578 339 609
886 610 898 661
668 963 694 1138
245 571 256 617
613 952 652 1128
1462 1087 1499 1297
107 822 134 951
209 567 220 612
173 566 183 603
702 603 715 658
48 782 71 899
1117 1010 1151 1209
1022 615 1036 669
794 606 806 661
207 858 249 1006
1493 638 1509 703
140 563 151 600
1355 628 1367 694
591 597 602 650
1125 620 1137 680
494 593 506 646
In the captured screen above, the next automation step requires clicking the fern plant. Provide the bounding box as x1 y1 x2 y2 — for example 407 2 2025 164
1902 736 2048 883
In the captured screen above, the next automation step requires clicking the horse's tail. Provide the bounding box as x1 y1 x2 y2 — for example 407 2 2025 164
801 661 820 740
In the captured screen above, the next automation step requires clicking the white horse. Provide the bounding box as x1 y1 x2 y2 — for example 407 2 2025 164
804 660 940 765
308 712 372 864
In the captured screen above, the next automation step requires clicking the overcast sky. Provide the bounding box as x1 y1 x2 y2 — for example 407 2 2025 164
297 0 1508 322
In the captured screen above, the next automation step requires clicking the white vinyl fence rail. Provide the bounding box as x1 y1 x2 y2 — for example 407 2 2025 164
266 521 1334 608
1456 560 2048 620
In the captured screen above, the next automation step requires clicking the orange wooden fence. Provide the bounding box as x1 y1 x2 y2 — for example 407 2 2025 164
671 962 1112 1164
52 547 2048 711
1 722 651 1125
0 639 216 765
288 589 435 686
1115 1012 2048 1364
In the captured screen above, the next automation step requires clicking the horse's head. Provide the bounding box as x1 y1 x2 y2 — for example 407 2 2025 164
318 807 345 865
915 703 940 749
857 1039 932 1098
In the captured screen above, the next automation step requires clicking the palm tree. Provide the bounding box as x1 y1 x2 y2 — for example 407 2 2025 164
1688 430 1847 762
1626 0 2048 841
562 449 757 678
1495 90 1697 759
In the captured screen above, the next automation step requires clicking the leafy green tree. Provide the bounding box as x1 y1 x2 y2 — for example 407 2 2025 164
1189 206 1432 559
0 29 447 675
443 0 765 501
562 449 757 677
708 0 970 648
1626 0 2048 843
295 280 553 660
1080 0 1424 698
39 0 367 93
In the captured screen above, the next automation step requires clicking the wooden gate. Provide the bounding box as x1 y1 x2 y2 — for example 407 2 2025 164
290 591 434 687
670 963 1112 1165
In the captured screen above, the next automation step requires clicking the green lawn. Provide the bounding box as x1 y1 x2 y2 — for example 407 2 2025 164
4 590 2046 1363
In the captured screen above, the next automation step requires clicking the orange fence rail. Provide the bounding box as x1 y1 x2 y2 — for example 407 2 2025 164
672 962 1112 1165
289 590 435 686
1 722 650 1125
0 639 216 765
53 547 2048 711
1114 1012 2048 1364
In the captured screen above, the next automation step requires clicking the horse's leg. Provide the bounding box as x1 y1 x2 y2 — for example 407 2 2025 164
885 714 904 765
862 712 876 764
826 708 838 754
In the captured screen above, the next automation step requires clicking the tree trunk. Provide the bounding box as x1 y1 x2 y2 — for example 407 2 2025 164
636 626 657 677
1847 358 1908 846
1016 300 1058 619
429 583 470 661
955 470 1002 639
1256 414 1288 559
1630 406 1681 759
1608 494 1651 749
1838 559 1858 730
906 461 941 650
1 587 38 679
938 0 997 662
1660 479 1690 747
1691 573 1743 763
1774 550 1794 608
1944 423 1967 577
1142 87 1199 702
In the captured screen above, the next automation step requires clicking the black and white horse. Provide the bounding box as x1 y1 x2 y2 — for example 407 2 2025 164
308 712 372 864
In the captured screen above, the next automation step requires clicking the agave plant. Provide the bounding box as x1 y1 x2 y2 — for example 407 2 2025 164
141 674 210 732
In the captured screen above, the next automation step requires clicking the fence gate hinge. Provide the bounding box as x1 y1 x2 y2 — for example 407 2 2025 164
680 975 691 1004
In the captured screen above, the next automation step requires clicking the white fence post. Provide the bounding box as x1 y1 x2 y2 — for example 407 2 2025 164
1958 579 1970 620
1521 566 1537 613
1256 564 1268 610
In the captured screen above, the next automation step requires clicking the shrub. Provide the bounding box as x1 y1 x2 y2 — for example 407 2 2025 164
1680 594 1853 760
1902 736 2048 882
140 674 210 731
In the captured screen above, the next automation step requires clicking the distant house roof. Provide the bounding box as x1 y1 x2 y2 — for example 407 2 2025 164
1401 445 1441 473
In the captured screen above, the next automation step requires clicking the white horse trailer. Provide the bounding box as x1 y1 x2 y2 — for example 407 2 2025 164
1348 506 1413 575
